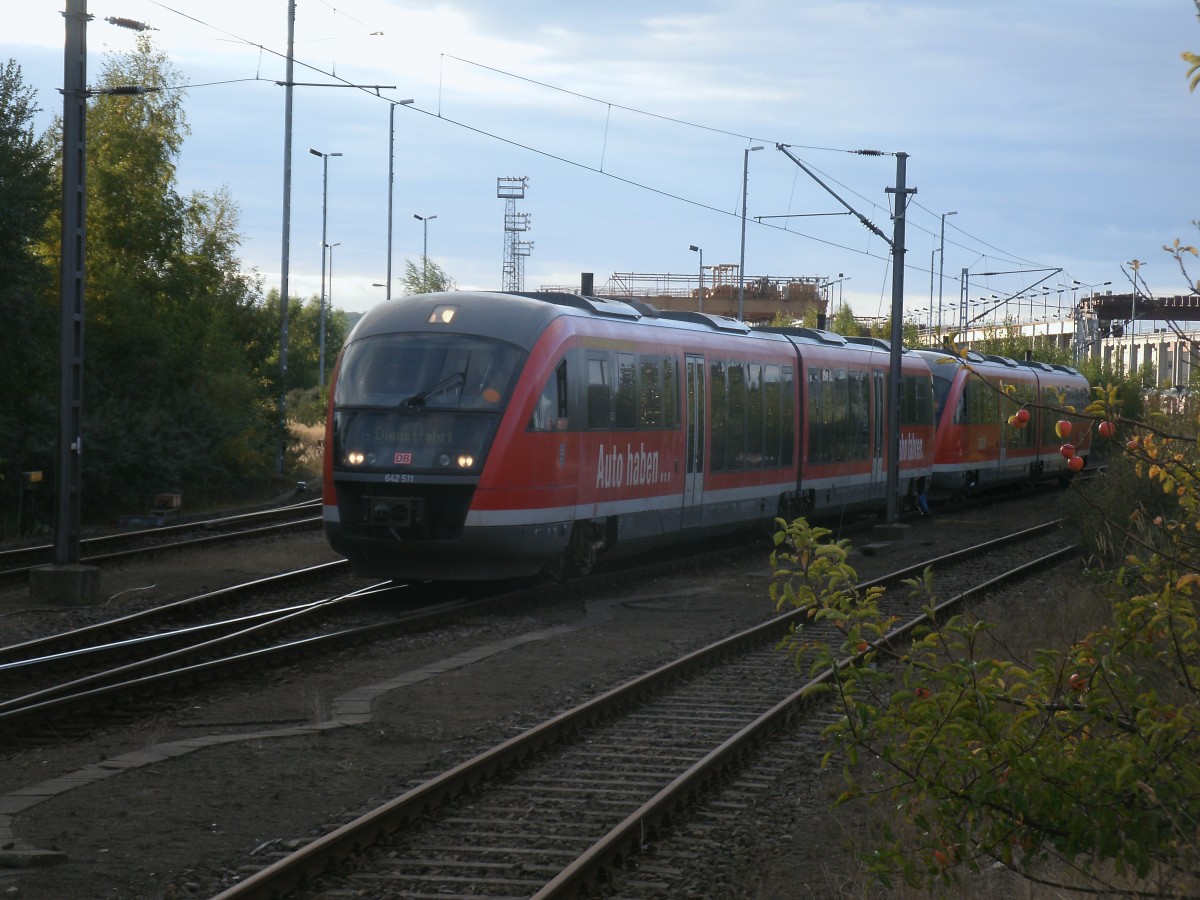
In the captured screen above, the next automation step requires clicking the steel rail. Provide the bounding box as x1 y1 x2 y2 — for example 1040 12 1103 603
0 560 349 664
211 519 1075 900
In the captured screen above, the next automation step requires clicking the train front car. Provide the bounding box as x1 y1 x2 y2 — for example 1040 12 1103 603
1020 359 1092 478
918 349 1091 498
322 291 561 580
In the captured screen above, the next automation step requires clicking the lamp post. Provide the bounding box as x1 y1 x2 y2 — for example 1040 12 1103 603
309 148 341 390
1127 260 1143 380
827 273 849 329
928 249 936 343
414 213 437 290
738 145 764 321
326 243 340 339
689 244 703 311
385 99 414 301
937 210 957 339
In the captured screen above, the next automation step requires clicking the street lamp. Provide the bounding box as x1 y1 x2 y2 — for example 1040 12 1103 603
385 99 415 301
827 273 849 328
937 210 957 338
309 147 342 389
738 145 764 321
689 244 703 311
414 213 437 290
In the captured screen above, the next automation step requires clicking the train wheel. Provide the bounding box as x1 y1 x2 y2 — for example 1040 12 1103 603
541 551 567 582
566 521 605 577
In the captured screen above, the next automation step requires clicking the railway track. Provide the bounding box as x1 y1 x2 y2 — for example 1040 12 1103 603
0 569 532 738
210 517 1079 899
0 499 323 585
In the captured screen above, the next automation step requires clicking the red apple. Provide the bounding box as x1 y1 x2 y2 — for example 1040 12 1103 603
1015 408 1031 425
1055 419 1072 438
1126 438 1140 452
1067 455 1084 472
1098 420 1116 439
1059 443 1076 459
1069 672 1087 692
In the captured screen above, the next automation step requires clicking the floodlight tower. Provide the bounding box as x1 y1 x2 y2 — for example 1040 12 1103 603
498 176 531 291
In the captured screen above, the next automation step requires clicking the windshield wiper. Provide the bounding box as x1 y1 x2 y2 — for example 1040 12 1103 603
403 370 465 408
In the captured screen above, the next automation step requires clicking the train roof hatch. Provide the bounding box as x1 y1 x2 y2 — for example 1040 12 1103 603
655 310 754 334
518 291 643 321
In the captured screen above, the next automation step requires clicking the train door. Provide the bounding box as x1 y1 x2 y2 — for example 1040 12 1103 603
871 369 885 491
682 354 706 528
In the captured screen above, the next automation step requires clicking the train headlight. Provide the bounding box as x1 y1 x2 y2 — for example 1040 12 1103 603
456 454 474 468
347 451 365 465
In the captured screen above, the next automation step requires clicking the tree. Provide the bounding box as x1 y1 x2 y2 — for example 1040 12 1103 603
773 414 1200 894
830 301 862 336
48 35 280 513
400 257 455 295
969 317 1073 366
0 60 57 532
278 292 351 392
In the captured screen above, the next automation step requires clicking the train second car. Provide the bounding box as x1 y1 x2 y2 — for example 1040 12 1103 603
321 290 938 581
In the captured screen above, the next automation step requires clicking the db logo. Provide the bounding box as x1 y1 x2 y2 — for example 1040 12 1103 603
393 452 413 465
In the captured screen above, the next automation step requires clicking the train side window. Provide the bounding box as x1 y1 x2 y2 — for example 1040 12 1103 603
899 374 932 426
727 362 747 470
745 363 764 466
781 367 794 465
587 355 611 429
711 361 727 471
555 358 569 423
764 365 781 467
616 352 637 429
830 368 849 462
808 369 824 464
661 356 678 428
848 369 868 459
965 377 997 425
528 359 569 431
639 357 663 428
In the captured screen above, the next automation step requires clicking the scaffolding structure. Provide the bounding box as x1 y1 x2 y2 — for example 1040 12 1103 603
497 176 531 291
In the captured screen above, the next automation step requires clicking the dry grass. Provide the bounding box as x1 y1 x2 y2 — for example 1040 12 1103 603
288 420 325 479
800 569 1144 899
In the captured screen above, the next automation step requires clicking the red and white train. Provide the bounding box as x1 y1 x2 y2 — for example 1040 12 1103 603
914 348 1092 499
321 290 1088 581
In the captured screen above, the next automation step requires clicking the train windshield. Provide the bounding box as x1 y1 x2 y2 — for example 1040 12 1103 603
335 333 525 410
332 333 526 473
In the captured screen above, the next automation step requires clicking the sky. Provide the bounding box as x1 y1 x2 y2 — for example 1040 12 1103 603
5 1 1200 328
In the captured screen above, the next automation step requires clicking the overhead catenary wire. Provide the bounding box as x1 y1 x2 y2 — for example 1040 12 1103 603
141 0 1062 297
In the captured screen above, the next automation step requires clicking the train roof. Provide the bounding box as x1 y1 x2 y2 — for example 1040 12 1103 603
348 292 942 369
913 348 1087 387
349 290 782 349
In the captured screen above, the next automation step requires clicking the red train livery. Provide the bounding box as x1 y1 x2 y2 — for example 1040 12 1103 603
914 349 1091 499
321 290 1080 581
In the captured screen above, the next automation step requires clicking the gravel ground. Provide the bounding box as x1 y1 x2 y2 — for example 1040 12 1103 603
0 493 1078 900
